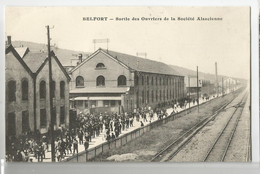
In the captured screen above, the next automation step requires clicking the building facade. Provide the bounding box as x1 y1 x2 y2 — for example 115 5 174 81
69 48 185 114
5 38 70 137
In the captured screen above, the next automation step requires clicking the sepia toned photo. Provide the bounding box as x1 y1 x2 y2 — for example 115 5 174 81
5 6 251 162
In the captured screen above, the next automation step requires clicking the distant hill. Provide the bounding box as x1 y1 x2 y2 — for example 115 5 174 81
12 41 91 66
169 65 247 84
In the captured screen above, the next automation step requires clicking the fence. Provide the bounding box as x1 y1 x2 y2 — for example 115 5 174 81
64 86 244 162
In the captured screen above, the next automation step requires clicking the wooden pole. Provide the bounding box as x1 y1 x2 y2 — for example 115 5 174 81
197 66 199 113
47 25 55 162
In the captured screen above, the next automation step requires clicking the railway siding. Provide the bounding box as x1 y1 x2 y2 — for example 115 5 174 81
169 90 248 162
224 94 251 162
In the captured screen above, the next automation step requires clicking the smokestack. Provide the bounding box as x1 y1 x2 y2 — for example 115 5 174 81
78 53 82 63
215 62 219 96
7 36 11 45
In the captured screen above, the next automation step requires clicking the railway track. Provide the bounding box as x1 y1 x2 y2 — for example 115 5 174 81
149 90 242 162
203 92 248 162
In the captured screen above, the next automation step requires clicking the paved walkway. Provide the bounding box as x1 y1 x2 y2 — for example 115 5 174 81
31 93 226 162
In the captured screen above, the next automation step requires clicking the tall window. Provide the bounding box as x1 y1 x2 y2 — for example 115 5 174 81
8 80 16 102
7 112 16 136
96 76 105 86
147 76 149 85
142 91 144 103
163 77 165 85
160 77 162 86
76 76 84 87
151 77 154 86
151 90 154 102
156 77 158 86
135 74 139 86
118 75 126 86
159 90 162 101
40 81 46 99
60 81 65 98
167 90 168 100
147 90 149 103
40 109 47 128
156 90 158 102
22 80 28 100
163 90 165 101
142 76 144 85
22 110 29 133
60 106 65 124
96 63 105 68
52 107 56 125
50 81 56 98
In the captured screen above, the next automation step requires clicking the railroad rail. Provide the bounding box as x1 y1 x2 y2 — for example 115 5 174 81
203 92 248 162
149 90 242 162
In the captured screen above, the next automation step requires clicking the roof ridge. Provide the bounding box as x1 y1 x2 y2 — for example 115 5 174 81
101 48 169 65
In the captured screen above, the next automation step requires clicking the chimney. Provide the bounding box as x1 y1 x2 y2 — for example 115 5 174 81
78 53 83 63
7 36 11 45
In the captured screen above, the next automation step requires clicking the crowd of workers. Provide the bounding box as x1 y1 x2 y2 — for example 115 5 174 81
6 97 211 162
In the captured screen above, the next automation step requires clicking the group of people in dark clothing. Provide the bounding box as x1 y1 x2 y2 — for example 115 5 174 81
6 98 200 162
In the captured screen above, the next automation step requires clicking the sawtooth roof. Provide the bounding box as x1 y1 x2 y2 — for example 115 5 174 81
15 47 29 58
23 52 48 73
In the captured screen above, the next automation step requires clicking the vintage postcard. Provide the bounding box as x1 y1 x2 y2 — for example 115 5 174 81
5 6 250 162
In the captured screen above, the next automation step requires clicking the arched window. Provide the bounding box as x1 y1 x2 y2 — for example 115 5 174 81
118 75 126 86
96 76 105 86
40 81 46 99
50 81 56 98
96 63 105 68
22 79 28 100
60 81 65 98
8 80 16 102
76 76 84 87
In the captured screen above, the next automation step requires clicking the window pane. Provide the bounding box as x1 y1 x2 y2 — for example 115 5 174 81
60 106 65 124
60 81 65 98
7 112 16 136
40 81 46 99
22 80 28 100
76 76 84 86
40 109 47 128
8 81 16 102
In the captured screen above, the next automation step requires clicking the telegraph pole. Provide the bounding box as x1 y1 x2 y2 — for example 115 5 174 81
222 77 223 96
197 66 199 113
215 62 218 97
46 25 55 162
188 77 190 109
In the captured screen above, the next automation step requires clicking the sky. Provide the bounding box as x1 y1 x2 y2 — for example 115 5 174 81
5 6 250 79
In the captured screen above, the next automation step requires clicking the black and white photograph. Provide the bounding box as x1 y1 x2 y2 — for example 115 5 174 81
5 6 251 163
